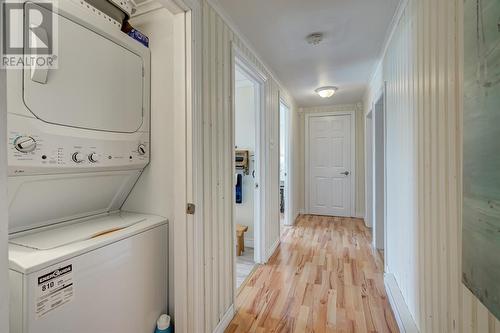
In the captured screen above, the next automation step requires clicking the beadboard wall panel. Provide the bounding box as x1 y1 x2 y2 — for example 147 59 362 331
364 0 500 331
201 1 296 331
298 104 365 218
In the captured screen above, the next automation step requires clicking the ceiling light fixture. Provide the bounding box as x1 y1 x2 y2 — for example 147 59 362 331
315 86 338 98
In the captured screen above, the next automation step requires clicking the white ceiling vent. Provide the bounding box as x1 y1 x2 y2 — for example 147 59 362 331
306 33 324 46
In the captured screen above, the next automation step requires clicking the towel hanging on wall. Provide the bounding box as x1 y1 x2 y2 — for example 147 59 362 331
235 174 242 204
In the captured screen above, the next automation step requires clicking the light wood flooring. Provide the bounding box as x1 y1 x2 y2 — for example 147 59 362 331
237 247 256 289
226 215 399 333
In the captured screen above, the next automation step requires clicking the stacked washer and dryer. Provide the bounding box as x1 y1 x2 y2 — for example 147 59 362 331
7 1 168 332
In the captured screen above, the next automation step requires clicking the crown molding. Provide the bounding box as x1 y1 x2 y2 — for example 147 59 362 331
205 0 297 108
366 0 408 93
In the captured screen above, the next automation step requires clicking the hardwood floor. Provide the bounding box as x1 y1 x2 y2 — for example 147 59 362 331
226 215 399 333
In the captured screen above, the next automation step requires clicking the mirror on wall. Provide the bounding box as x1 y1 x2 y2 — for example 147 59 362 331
462 0 500 320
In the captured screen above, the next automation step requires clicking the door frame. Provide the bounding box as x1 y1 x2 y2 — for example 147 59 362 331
364 109 374 229
231 44 268 271
169 0 204 331
372 83 388 268
279 99 292 228
0 0 204 331
305 111 356 217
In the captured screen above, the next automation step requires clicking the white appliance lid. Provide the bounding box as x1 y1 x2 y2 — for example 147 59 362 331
23 3 146 133
10 213 145 250
9 212 168 274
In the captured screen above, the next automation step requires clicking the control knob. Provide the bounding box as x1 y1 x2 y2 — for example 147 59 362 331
72 152 85 163
88 153 99 163
138 144 147 155
14 136 37 153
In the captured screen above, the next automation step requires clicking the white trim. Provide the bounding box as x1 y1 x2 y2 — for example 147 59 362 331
279 99 292 227
364 109 374 229
205 0 296 107
171 0 204 331
384 273 419 333
265 238 280 263
232 44 268 267
372 84 388 267
366 0 409 88
171 9 189 329
382 82 388 270
304 111 357 217
231 42 270 311
212 305 235 333
234 48 268 84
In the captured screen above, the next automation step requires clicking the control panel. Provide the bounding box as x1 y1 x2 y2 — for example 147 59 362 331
8 128 150 176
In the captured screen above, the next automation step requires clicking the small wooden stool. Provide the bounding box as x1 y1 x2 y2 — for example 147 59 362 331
236 224 249 256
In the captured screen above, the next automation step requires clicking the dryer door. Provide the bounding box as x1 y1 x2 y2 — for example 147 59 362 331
23 3 145 133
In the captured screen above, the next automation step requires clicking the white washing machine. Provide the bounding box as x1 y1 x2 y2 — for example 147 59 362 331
6 1 168 332
9 212 167 333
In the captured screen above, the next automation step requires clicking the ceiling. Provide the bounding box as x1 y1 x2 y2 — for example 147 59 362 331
213 0 400 107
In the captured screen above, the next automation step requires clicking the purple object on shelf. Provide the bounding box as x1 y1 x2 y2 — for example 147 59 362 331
122 21 149 48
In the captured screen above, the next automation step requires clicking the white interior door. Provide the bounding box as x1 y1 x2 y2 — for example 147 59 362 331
308 114 353 217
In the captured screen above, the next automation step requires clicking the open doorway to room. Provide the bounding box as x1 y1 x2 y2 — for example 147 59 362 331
279 101 290 235
233 63 261 290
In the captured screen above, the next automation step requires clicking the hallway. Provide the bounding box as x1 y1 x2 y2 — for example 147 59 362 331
226 215 398 333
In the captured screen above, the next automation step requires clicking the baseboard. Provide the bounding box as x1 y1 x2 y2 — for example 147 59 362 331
298 208 305 215
213 305 235 333
265 238 280 263
354 212 365 219
384 273 419 333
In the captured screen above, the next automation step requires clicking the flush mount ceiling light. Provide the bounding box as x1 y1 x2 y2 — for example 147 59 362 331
315 86 338 98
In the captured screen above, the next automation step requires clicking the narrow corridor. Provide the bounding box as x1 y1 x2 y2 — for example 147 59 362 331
226 215 398 333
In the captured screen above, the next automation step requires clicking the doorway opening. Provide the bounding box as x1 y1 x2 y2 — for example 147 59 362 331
233 63 261 290
279 101 290 234
372 90 386 261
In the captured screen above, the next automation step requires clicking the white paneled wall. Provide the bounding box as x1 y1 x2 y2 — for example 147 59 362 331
364 0 500 331
124 8 176 316
201 1 296 331
299 104 365 218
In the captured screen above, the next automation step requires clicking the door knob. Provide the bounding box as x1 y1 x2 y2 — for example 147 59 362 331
340 171 350 176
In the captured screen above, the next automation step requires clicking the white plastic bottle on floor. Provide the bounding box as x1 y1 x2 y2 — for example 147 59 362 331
154 314 172 333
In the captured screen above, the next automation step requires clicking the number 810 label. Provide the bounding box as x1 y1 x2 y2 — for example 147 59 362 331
36 264 74 318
